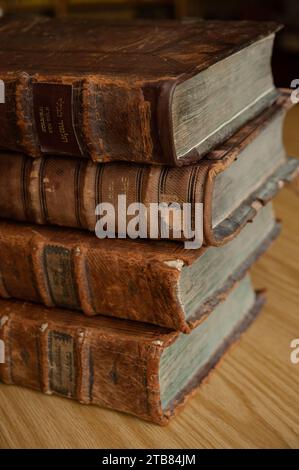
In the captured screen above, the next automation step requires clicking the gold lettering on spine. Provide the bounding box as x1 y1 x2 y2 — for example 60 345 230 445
38 106 53 134
56 97 69 144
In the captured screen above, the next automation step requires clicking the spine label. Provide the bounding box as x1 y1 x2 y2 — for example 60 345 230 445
48 331 77 397
33 83 82 157
43 245 80 309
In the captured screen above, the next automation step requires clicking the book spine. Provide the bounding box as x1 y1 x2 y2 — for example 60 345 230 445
0 153 209 236
0 223 185 330
0 73 38 155
0 73 169 164
0 303 166 424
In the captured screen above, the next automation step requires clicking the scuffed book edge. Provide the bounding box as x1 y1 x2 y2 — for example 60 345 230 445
161 290 266 425
204 156 299 246
186 222 279 332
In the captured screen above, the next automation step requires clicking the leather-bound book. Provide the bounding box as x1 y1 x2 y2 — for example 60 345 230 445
0 275 265 424
0 18 280 165
0 203 278 331
0 94 297 246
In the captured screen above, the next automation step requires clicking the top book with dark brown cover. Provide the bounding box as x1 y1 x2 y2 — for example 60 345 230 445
0 18 279 165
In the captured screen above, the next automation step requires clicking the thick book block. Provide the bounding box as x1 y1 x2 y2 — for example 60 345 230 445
0 18 279 164
0 203 278 331
0 276 265 424
0 94 297 246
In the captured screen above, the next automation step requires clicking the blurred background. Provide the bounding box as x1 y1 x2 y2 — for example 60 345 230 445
0 0 298 88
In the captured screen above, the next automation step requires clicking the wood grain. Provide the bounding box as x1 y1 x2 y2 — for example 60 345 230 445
0 105 298 449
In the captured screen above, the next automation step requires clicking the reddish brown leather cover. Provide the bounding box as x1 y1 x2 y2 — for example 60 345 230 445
0 216 278 331
0 292 265 424
0 94 296 246
0 18 280 164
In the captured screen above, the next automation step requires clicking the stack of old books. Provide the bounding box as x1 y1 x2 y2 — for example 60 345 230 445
0 18 298 425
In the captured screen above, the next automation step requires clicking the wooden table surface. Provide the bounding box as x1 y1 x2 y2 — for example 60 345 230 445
0 105 298 450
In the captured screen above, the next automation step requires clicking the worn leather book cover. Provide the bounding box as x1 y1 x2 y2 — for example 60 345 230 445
0 276 265 424
0 18 279 165
0 201 278 331
0 94 297 246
